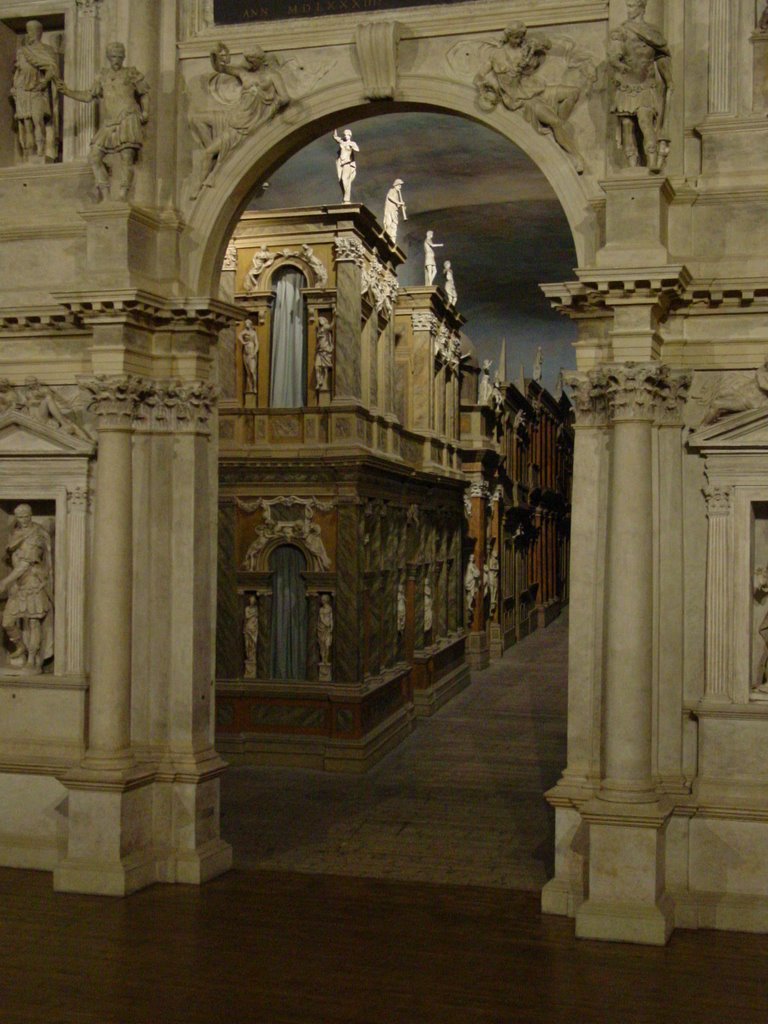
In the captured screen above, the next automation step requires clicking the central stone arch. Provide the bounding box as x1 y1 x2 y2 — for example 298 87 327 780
182 76 603 296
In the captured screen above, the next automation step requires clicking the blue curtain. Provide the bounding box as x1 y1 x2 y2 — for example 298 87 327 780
270 267 307 407
269 545 308 680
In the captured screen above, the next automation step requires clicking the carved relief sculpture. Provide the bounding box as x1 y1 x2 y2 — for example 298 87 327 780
243 246 276 291
462 22 596 174
14 378 93 441
222 239 238 271
314 315 334 393
188 43 289 199
56 42 149 201
240 320 259 393
10 20 61 163
423 231 444 286
241 497 332 571
333 128 359 203
699 360 768 426
317 594 333 672
0 504 54 674
243 594 258 677
443 260 458 307
607 0 672 173
397 581 406 635
383 179 407 245
464 553 482 624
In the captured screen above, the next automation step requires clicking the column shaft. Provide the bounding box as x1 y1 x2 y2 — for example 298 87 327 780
88 427 133 760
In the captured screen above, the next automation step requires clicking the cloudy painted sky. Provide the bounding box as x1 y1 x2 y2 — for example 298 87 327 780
247 111 577 391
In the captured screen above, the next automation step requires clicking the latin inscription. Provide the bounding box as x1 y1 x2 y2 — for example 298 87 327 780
215 0 478 24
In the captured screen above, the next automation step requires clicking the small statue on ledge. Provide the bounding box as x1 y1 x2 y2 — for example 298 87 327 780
56 42 150 201
333 128 359 204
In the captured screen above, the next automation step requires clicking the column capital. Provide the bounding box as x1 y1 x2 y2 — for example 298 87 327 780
82 374 143 429
606 363 668 422
75 0 102 15
656 372 692 426
703 484 734 517
135 380 218 434
563 369 610 427
332 237 366 267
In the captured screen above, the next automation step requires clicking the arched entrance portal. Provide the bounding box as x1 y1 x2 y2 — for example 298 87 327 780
212 106 576 898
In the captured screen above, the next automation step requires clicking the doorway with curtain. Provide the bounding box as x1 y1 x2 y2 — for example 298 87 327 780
269 544 308 680
269 266 307 408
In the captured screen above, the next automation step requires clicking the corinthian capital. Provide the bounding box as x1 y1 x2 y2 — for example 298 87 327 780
563 369 610 426
136 380 218 434
703 484 733 517
82 375 143 428
606 363 668 422
656 372 692 426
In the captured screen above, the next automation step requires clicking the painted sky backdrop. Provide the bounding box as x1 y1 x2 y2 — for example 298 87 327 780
247 112 577 390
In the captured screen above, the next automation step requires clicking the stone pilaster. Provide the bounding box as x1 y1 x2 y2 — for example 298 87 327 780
709 0 735 115
65 487 89 676
332 239 364 405
703 484 734 702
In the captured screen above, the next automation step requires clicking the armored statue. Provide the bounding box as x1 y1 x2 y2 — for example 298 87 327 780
0 504 54 674
57 42 150 201
607 0 672 173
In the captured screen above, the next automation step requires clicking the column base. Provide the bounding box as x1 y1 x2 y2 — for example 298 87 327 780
53 763 157 896
577 795 674 945
576 892 674 945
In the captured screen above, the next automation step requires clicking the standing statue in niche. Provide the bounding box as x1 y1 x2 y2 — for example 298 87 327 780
472 22 590 174
423 231 444 286
754 567 768 696
56 42 150 201
189 43 289 200
317 594 334 671
10 20 60 163
0 504 53 674
243 594 259 678
424 577 433 634
443 260 458 307
608 0 672 173
383 179 407 245
333 128 359 204
397 581 406 635
486 546 500 617
478 360 494 406
240 319 259 394
464 553 482 624
761 4 768 33
314 315 334 393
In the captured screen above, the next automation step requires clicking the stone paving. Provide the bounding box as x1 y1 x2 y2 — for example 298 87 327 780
221 612 568 891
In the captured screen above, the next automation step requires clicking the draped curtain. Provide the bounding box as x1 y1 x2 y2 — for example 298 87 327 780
269 545 308 680
269 267 307 408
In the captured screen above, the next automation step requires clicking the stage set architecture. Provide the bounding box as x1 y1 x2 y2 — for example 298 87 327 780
213 205 572 769
0 0 766 948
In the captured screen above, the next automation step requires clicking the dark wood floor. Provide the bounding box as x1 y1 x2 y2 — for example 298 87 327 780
3 865 768 1024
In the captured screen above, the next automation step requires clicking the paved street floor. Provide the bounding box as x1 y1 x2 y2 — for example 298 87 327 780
222 612 568 890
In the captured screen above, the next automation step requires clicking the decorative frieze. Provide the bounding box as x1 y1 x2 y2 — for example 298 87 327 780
243 243 327 293
240 496 333 572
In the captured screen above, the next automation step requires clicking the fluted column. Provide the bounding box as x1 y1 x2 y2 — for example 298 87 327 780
703 484 734 701
82 376 140 767
71 1 102 160
709 0 734 114
602 364 666 799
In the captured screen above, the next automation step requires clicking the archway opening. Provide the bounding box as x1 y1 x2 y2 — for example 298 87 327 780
216 107 575 892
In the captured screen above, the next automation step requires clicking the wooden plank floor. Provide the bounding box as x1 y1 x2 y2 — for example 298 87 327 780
224 614 570 889
2 866 768 1024
4 616 768 1021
